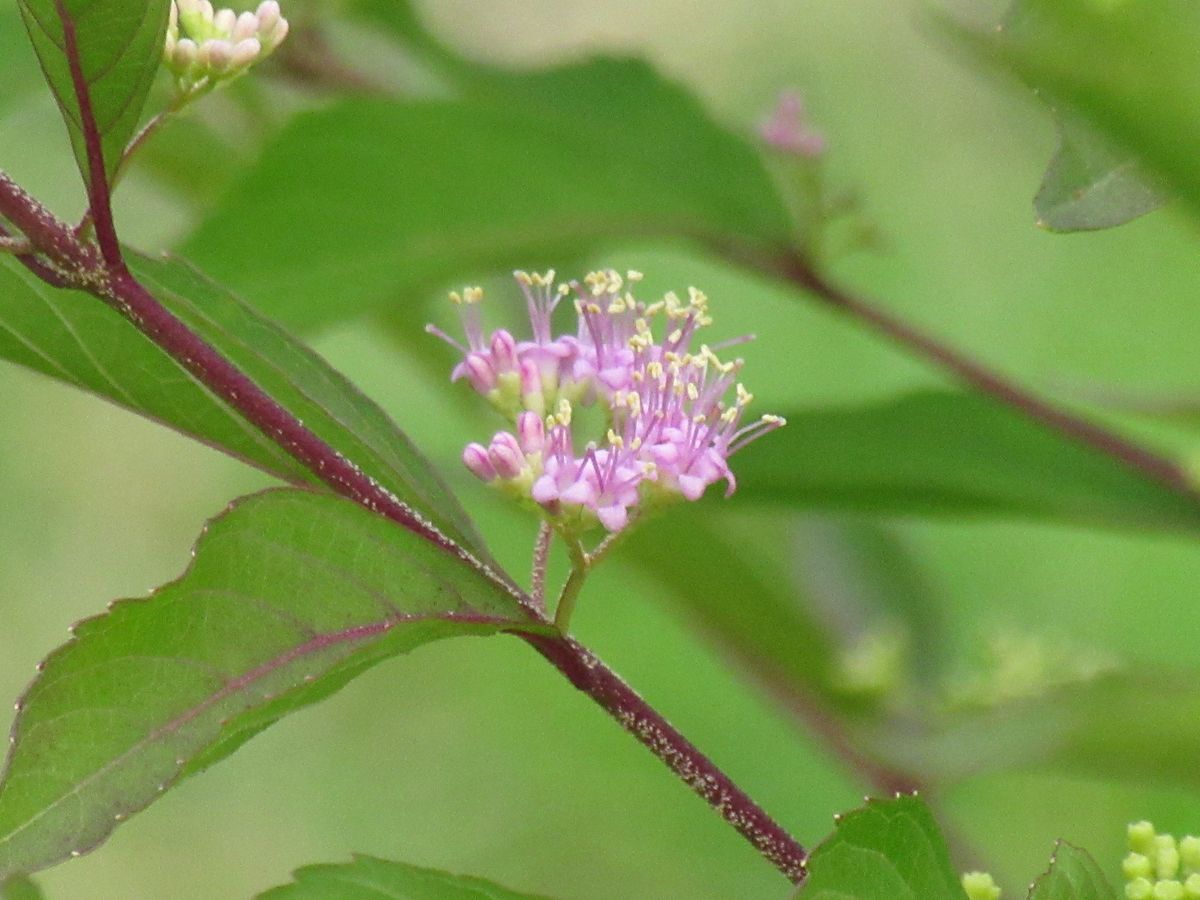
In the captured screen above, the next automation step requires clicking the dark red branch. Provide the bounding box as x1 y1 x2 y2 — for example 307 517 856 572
0 172 98 272
523 632 808 882
53 0 122 267
102 268 475 560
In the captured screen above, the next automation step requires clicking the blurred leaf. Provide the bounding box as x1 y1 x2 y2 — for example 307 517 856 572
0 5 44 119
0 875 43 900
954 0 1200 219
258 854 552 899
0 253 488 559
799 794 963 899
625 507 838 697
1029 842 1117 900
865 671 1200 789
17 0 169 184
794 519 951 691
0 490 534 879
735 392 1200 532
1035 116 1165 232
182 58 791 330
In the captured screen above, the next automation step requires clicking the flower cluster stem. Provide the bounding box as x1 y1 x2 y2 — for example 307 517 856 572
553 535 590 631
531 521 552 612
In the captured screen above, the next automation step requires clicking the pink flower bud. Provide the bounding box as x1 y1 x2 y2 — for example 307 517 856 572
517 411 545 454
519 358 542 398
490 329 519 373
230 37 261 68
487 432 525 480
759 91 826 158
233 11 260 41
462 443 496 482
463 353 496 393
256 0 281 30
214 8 237 34
203 39 234 73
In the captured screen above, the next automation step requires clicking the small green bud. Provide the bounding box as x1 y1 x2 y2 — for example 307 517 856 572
1131 822 1159 855
961 871 1001 900
1180 837 1200 874
1126 854 1155 881
1185 873 1200 899
1156 880 1186 900
1159 836 1182 880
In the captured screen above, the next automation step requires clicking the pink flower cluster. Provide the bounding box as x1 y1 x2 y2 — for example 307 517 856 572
428 270 784 532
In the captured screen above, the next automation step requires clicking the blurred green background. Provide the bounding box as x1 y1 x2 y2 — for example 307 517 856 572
4 0 1200 897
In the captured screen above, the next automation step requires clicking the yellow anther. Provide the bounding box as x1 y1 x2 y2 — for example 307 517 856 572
627 270 644 282
607 429 623 449
647 361 664 380
448 290 463 305
463 286 484 304
514 271 532 286
555 398 573 426
736 384 753 405
668 329 683 344
721 407 738 424
687 383 700 401
688 286 708 309
557 283 571 296
762 414 786 426
586 302 603 315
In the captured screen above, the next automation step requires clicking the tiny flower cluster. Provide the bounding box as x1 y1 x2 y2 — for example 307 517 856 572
1124 821 1200 899
430 270 784 533
164 0 289 93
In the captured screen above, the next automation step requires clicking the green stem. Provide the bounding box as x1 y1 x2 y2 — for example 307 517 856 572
552 536 589 631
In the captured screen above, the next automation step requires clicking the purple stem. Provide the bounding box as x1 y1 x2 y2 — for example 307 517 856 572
524 633 808 882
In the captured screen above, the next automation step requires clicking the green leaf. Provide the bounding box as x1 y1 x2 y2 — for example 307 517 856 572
625 507 838 699
0 489 534 879
800 794 964 899
954 0 1200 220
869 671 1200 790
0 875 44 900
1034 116 1165 232
258 854 551 900
735 392 1200 532
0 253 488 559
18 0 169 184
1028 842 1117 900
182 60 791 329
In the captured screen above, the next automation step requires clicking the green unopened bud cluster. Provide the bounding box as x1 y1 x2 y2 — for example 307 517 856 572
1124 821 1200 899
962 870 1001 900
164 0 289 95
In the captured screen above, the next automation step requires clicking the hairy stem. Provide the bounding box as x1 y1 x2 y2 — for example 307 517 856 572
553 536 589 631
522 632 807 882
531 521 552 613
